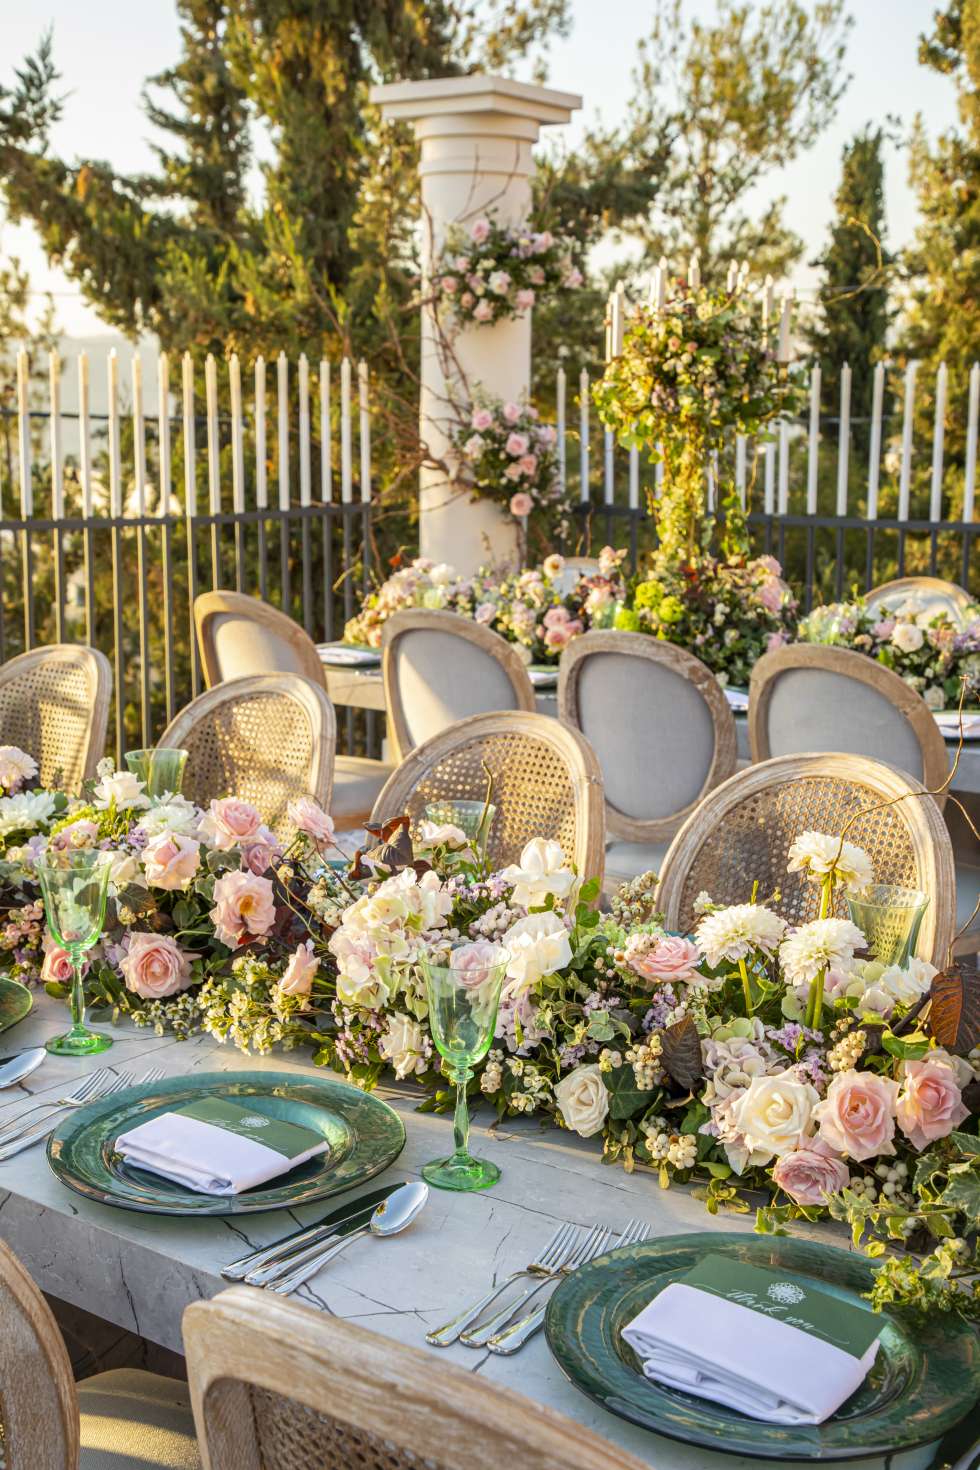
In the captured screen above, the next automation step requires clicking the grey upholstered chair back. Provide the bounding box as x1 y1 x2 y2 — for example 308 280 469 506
194 591 326 688
382 610 536 761
558 631 737 842
749 644 949 793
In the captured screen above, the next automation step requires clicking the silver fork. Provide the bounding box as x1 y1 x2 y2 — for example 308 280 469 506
460 1222 608 1348
0 1068 165 1161
0 1067 115 1148
486 1218 651 1355
425 1222 579 1348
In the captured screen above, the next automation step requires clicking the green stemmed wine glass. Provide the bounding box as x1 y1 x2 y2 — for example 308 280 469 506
420 942 507 1192
424 799 496 856
35 848 115 1056
124 746 189 798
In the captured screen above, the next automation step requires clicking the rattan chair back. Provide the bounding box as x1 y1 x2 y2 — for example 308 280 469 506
559 630 737 842
0 1239 79 1469
183 1288 649 1470
382 610 536 761
0 645 111 793
864 576 975 625
194 591 326 689
159 674 335 837
657 753 956 968
372 710 605 882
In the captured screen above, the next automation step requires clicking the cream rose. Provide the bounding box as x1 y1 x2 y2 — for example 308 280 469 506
502 911 572 991
499 837 576 909
141 831 201 890
891 622 925 653
119 932 193 999
728 1069 819 1162
93 771 149 811
554 1063 610 1138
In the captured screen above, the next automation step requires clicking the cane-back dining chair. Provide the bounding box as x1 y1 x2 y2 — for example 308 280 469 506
559 631 737 889
749 643 950 794
382 610 536 762
864 575 975 625
656 753 956 969
159 674 334 840
0 645 111 793
371 710 605 882
193 591 391 829
0 1239 200 1469
183 1288 649 1470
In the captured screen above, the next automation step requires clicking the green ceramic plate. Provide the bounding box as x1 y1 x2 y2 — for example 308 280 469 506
47 1070 405 1216
0 975 33 1034
545 1233 980 1462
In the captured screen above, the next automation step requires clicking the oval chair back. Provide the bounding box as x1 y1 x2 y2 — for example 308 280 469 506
194 591 326 689
382 610 536 762
0 644 111 793
656 752 956 968
749 643 949 794
863 576 975 626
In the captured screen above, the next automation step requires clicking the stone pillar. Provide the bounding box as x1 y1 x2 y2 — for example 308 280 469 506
370 76 581 573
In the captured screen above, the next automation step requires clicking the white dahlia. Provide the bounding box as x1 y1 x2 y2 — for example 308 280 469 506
694 904 787 968
779 918 866 987
786 831 873 896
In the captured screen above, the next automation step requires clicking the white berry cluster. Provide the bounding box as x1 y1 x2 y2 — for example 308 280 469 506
611 870 661 925
847 1174 879 1201
472 902 519 939
968 1046 980 1080
641 1115 671 1160
598 1047 621 1073
666 1133 697 1170
828 1028 866 1072
510 1067 550 1114
480 1048 504 1094
625 1036 663 1090
873 1160 910 1202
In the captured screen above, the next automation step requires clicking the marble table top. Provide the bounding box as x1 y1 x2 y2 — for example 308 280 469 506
0 995 955 1470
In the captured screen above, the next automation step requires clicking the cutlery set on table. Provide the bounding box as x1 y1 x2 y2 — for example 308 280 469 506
0 1065 166 1160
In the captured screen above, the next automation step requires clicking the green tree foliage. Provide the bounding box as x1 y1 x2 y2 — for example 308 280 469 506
806 126 893 426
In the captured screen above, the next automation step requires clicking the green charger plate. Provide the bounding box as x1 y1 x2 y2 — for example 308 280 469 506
47 1070 405 1216
0 975 33 1034
545 1233 980 1463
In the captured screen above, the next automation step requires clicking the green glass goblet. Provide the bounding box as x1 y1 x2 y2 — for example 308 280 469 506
847 884 930 967
420 942 507 1192
124 747 189 798
35 848 115 1056
424 799 496 853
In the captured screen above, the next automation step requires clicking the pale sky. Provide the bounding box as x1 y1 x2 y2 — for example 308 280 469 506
0 0 960 337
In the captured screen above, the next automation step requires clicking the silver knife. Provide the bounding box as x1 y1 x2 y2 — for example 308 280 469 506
0 1048 46 1090
221 1182 402 1281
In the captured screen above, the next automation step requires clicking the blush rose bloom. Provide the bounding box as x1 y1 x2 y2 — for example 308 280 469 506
40 936 79 985
813 1069 899 1161
510 492 533 517
896 1056 969 1151
278 940 319 999
199 797 265 851
470 407 493 432
515 288 536 310
625 933 702 985
554 1063 610 1138
502 401 523 424
450 939 507 989
141 831 201 890
210 870 276 947
470 216 490 243
241 837 278 875
120 932 192 999
505 432 529 457
287 796 335 850
772 1140 850 1205
473 300 493 322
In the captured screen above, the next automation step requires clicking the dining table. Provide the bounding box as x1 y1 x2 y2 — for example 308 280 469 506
0 991 968 1470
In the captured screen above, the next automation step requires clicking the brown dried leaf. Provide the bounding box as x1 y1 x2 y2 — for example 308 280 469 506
660 1016 704 1091
927 964 980 1054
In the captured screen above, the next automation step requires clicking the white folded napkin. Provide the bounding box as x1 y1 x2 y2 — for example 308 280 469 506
622 1255 882 1426
115 1097 331 1196
317 642 380 667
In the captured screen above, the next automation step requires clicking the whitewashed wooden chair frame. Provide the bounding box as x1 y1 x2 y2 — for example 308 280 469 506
657 752 957 969
193 590 327 690
0 1238 80 1469
559 630 738 843
372 709 606 884
381 609 536 762
159 673 335 832
749 643 951 798
183 1287 649 1470
0 644 111 792
864 575 975 624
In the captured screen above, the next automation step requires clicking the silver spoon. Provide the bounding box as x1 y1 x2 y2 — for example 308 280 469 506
268 1180 429 1295
0 1047 46 1090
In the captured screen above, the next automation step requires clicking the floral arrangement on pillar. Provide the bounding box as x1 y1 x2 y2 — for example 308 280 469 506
452 396 566 524
431 215 583 328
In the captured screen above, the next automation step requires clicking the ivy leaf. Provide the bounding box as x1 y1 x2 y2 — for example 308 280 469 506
660 1016 704 1090
950 1131 980 1157
603 1065 657 1121
940 1166 980 1227
927 963 980 1053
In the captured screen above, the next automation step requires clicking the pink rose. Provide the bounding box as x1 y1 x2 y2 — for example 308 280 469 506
460 292 474 309
772 1140 850 1205
543 619 582 650
756 555 782 576
473 300 493 322
41 937 80 986
470 408 493 432
510 492 533 517
278 940 319 999
532 230 553 252
119 932 193 999
141 831 201 890
51 818 100 851
241 837 278 875
515 288 536 309
757 578 785 612
871 618 896 640
474 601 496 624
504 461 525 481
625 933 702 984
450 940 507 989
503 401 523 424
766 631 788 653
536 424 557 446
470 216 490 244
896 1056 969 1151
543 605 571 629
517 454 538 477
440 275 458 294
200 797 265 851
287 796 335 850
813 1069 899 1161
505 432 529 457
563 266 583 288
210 869 276 947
